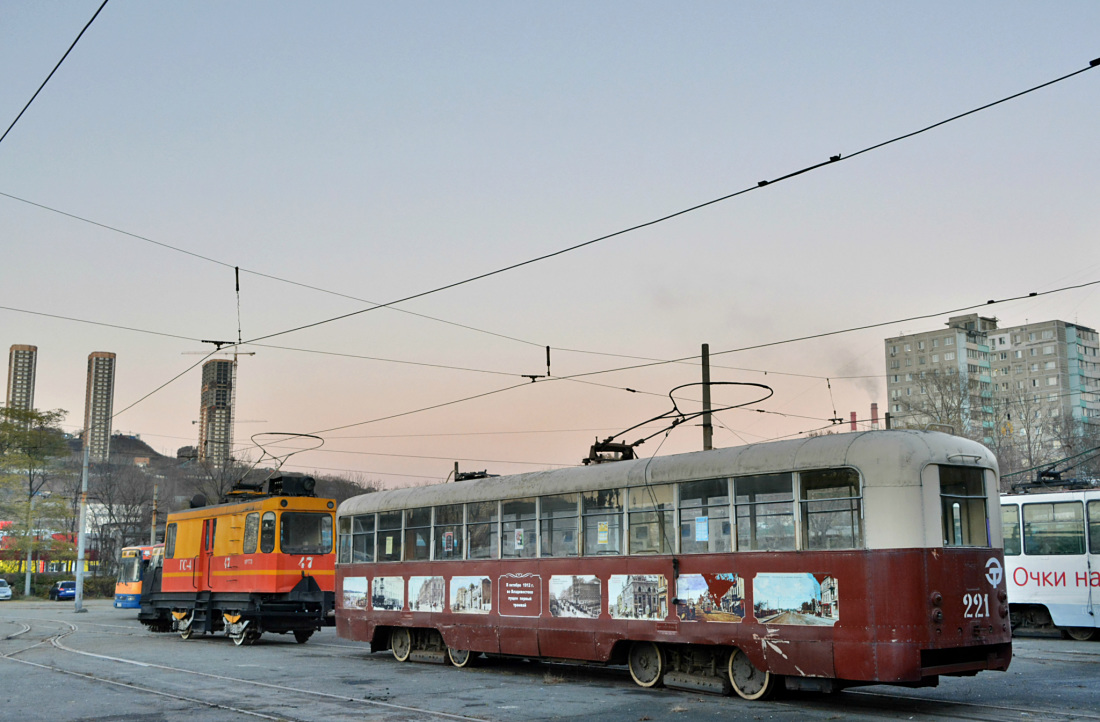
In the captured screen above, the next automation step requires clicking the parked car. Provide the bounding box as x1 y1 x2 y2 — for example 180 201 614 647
0 579 11 601
49 581 76 601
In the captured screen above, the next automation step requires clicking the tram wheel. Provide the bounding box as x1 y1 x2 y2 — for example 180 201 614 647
232 629 261 646
391 627 412 662
727 647 777 701
1063 627 1097 642
447 647 476 667
294 629 314 644
627 641 665 688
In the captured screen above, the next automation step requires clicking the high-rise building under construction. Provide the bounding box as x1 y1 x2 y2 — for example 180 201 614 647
83 352 117 462
5 344 37 411
198 359 235 466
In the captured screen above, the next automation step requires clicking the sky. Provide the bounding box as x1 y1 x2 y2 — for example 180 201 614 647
2 2 1099 489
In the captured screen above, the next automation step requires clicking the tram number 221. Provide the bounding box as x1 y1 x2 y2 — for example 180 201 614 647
963 593 990 619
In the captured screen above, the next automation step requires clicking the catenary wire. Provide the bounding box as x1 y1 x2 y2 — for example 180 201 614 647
0 1 110 148
240 57 1100 346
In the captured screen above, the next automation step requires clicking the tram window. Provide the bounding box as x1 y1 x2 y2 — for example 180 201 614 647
243 513 259 555
378 511 402 562
628 485 674 554
540 493 579 557
434 504 463 560
165 523 177 558
260 511 276 554
939 466 989 547
679 478 731 554
582 489 623 556
800 469 862 550
467 501 499 559
353 514 375 563
1023 502 1085 555
337 516 352 563
735 473 795 551
502 498 537 559
405 507 432 561
1001 505 1021 556
281 513 333 555
1090 501 1100 555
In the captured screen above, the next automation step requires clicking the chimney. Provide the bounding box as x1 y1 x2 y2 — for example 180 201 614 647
871 403 879 430
850 412 857 432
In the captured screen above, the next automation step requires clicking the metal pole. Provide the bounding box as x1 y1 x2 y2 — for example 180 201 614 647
702 343 713 451
23 494 34 597
150 483 158 545
74 436 90 613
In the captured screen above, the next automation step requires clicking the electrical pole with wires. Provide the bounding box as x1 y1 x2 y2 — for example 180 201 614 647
702 343 713 451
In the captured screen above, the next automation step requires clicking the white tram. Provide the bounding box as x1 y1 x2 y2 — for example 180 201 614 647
1001 487 1100 640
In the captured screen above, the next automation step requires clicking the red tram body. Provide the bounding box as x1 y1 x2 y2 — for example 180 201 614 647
139 473 337 645
336 431 1011 698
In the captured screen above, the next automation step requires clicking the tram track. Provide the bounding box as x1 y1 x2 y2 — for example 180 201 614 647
2 616 485 721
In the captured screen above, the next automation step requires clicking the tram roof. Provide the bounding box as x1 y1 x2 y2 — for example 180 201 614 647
338 429 995 517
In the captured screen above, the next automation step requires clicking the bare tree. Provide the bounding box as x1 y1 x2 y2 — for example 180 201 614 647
895 368 985 440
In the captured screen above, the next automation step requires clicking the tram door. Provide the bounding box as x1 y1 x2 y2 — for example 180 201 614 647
198 518 216 591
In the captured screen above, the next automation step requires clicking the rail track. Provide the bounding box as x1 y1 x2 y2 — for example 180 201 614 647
2 613 1098 721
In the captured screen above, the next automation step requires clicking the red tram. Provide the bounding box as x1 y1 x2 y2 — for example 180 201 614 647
335 430 1011 698
139 473 336 645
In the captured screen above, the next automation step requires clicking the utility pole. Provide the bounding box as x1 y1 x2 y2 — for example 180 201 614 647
74 435 90 613
150 483 158 545
702 343 713 451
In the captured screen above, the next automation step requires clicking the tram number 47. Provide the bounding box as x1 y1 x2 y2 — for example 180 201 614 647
963 593 990 619
298 557 314 569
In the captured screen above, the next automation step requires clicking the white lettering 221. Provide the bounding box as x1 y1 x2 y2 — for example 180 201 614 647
963 593 989 619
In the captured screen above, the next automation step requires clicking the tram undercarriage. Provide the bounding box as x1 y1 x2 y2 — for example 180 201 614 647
139 573 334 645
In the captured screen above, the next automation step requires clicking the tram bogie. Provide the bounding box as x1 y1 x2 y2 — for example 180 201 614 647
138 472 336 645
335 431 1012 698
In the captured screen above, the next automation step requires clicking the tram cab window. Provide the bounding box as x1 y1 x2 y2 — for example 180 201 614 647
467 502 499 559
338 517 352 563
405 507 432 561
243 513 259 555
1023 502 1085 555
165 523 177 558
1090 501 1100 555
352 514 375 562
1001 505 1021 556
679 478 731 554
940 466 989 547
540 493 579 557
799 469 862 550
378 511 402 562
628 485 674 554
434 504 463 560
582 489 623 556
281 513 333 555
735 473 795 551
502 498 536 559
260 512 276 554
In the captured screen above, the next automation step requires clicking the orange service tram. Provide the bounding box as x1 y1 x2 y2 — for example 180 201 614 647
139 473 336 645
335 430 1012 699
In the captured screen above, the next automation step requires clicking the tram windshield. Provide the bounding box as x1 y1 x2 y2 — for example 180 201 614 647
280 512 333 555
117 553 141 584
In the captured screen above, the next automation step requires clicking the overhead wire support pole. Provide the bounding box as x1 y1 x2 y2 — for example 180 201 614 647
702 344 713 451
74 434 90 613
